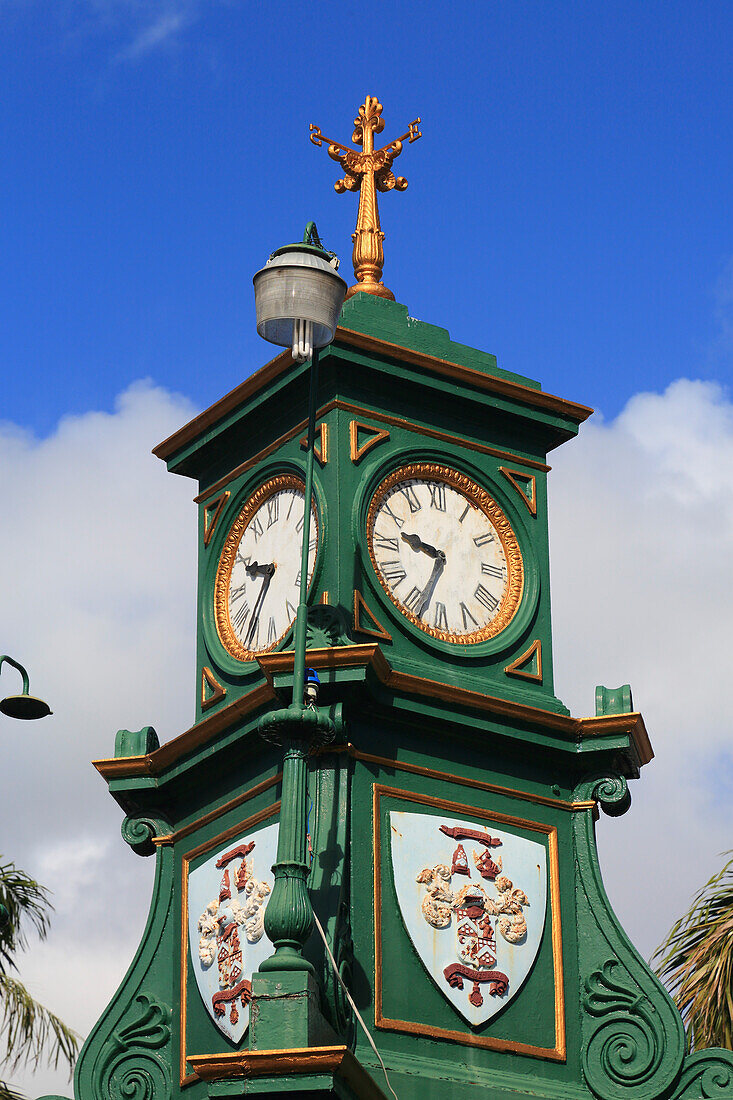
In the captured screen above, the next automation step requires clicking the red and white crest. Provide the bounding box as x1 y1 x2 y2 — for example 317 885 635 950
187 822 278 1043
392 812 546 1026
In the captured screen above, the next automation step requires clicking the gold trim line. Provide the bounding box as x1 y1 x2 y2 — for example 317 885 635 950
350 418 390 463
187 1044 388 1098
504 639 543 684
499 466 537 517
200 666 226 711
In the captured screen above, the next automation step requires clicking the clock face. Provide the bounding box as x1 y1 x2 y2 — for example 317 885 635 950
367 464 523 643
214 474 318 661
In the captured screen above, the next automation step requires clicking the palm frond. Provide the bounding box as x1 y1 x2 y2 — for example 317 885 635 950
0 860 52 975
653 853 733 1051
0 1078 26 1100
0 975 79 1073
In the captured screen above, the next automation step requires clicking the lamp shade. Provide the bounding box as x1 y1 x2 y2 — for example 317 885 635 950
0 694 52 720
253 243 347 361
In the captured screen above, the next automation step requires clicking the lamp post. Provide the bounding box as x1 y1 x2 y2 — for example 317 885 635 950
0 655 51 932
253 223 347 974
0 655 51 721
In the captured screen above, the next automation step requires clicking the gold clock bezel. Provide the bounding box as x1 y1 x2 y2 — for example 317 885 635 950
214 474 318 662
366 463 524 645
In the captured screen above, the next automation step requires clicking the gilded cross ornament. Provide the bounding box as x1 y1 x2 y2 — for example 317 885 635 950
310 96 422 301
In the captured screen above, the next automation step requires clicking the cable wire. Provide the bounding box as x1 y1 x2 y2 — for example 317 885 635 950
311 909 399 1100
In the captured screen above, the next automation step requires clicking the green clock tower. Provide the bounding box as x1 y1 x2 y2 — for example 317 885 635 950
62 99 732 1100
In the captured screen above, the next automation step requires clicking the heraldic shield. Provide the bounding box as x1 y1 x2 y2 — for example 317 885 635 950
187 821 278 1043
390 811 547 1027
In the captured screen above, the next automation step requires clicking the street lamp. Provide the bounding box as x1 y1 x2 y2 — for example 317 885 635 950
0 655 52 721
253 222 346 974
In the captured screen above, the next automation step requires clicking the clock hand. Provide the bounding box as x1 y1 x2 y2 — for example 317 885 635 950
244 564 275 647
246 560 274 579
416 553 446 619
401 532 443 559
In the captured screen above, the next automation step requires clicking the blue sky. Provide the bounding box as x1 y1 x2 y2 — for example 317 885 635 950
3 7 733 1094
2 0 732 435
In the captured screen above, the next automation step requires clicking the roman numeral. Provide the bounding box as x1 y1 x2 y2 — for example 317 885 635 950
250 516 263 542
232 600 250 633
428 483 446 511
403 586 423 612
399 484 421 513
481 563 505 580
267 498 279 527
460 602 478 630
285 599 297 620
296 514 304 534
235 551 251 568
287 492 296 519
473 531 495 547
308 536 317 552
382 502 404 528
434 602 448 630
381 560 407 588
474 583 499 613
458 503 471 523
267 616 277 644
374 533 399 552
230 582 247 599
295 568 302 587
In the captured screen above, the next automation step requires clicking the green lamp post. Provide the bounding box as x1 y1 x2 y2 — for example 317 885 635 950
252 223 347 973
0 655 51 933
0 655 52 721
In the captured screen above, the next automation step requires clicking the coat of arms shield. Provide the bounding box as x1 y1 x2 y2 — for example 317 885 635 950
390 811 547 1026
187 821 278 1043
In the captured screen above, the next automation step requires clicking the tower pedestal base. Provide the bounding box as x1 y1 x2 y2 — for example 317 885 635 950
249 973 336 1052
189 1044 389 1100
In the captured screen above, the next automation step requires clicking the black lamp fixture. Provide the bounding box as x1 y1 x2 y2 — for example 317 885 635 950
0 655 52 720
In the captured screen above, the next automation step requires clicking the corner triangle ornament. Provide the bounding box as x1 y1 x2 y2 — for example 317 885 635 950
310 97 422 301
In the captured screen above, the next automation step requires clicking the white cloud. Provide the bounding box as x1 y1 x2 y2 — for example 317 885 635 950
3 374 733 1095
1 379 196 1097
550 377 733 960
36 0 224 63
117 5 193 61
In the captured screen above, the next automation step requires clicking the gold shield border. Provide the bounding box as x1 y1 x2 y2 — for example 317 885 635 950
373 784 566 1062
180 801 280 1087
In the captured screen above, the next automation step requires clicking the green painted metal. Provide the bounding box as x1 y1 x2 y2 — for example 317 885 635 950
64 293 733 1100
254 339 326 978
0 654 30 696
594 684 633 716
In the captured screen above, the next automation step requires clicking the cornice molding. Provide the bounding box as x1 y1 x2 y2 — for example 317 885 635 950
93 646 652 784
152 325 592 467
335 326 593 425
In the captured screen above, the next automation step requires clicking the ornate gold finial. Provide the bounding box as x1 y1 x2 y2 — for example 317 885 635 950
310 97 422 301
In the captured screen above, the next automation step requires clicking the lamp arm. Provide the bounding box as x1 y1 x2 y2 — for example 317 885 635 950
0 656 30 696
291 345 320 710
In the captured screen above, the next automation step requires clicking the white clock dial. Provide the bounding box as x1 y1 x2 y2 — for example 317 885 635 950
368 465 523 643
214 475 318 660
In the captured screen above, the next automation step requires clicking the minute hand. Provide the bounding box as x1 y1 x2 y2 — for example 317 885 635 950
416 552 446 618
244 564 275 647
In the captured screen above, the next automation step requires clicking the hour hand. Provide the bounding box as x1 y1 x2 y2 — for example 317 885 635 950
401 532 444 560
246 561 275 579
